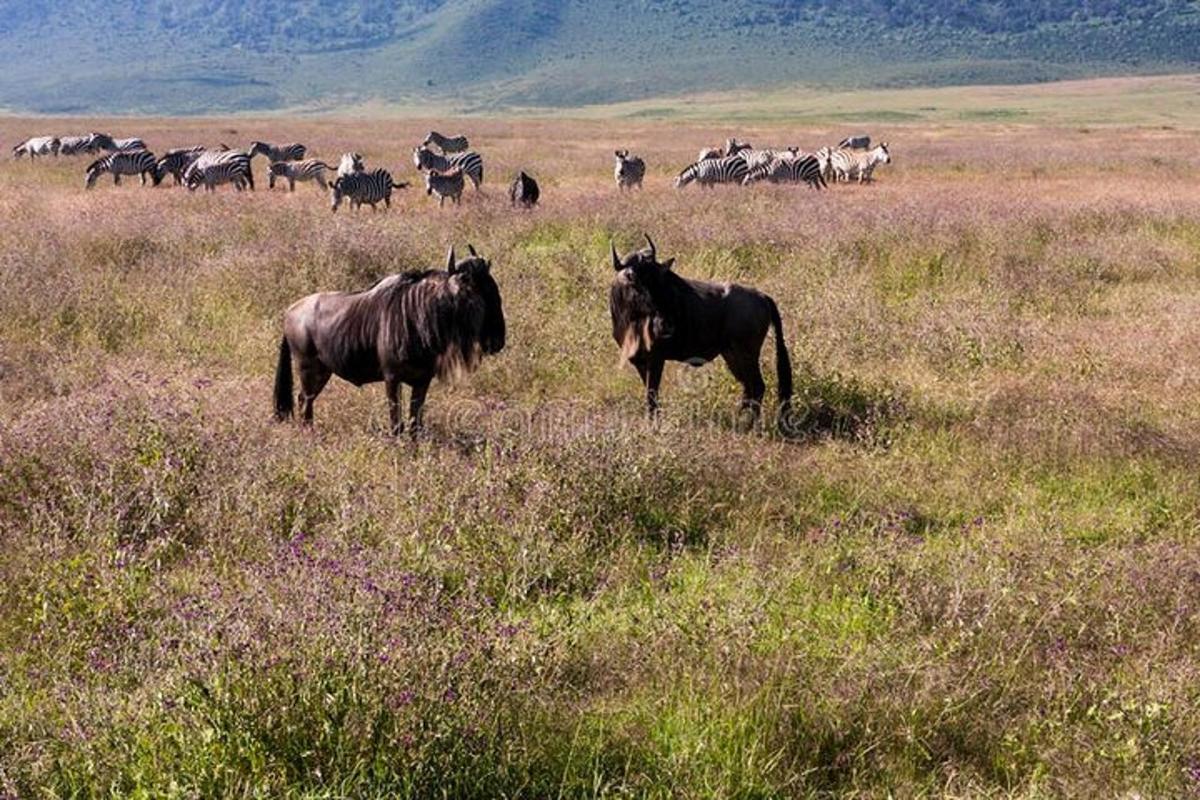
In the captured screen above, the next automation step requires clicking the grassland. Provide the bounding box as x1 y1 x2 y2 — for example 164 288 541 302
2 104 1200 797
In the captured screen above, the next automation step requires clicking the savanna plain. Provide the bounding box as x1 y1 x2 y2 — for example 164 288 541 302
2 97 1200 798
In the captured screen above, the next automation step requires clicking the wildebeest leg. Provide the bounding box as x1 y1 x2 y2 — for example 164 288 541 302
299 361 331 425
407 379 430 437
723 351 766 429
386 377 404 435
645 358 664 418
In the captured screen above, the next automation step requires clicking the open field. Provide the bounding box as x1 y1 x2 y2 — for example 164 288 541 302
2 112 1200 797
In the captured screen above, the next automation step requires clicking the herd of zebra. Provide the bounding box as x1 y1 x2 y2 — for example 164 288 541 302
11 128 892 207
614 134 892 192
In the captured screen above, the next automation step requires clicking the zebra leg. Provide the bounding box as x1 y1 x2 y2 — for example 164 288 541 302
289 177 295 192
385 376 404 435
407 379 430 438
113 173 121 185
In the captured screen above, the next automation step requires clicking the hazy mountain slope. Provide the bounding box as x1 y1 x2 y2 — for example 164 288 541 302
0 0 1196 113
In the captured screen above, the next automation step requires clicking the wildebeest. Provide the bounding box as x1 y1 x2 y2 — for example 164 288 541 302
609 235 793 429
509 170 539 208
274 245 506 435
613 150 645 191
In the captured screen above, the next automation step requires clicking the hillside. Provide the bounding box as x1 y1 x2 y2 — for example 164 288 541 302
0 0 1197 114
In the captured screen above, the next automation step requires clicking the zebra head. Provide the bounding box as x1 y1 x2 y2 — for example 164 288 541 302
412 146 437 171
330 176 349 212
875 142 892 164
248 141 270 159
83 158 105 189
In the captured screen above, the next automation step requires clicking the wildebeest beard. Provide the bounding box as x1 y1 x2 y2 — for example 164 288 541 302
610 246 681 360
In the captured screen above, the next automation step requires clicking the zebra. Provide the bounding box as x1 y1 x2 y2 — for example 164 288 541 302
337 152 364 177
13 136 60 159
509 171 539 208
155 146 206 186
739 147 801 170
697 138 751 163
268 159 334 191
89 134 147 152
412 146 483 190
829 142 891 184
422 131 469 154
84 150 159 188
742 154 826 189
58 135 97 156
249 141 307 162
613 149 645 190
837 134 871 150
674 154 749 189
184 150 255 192
330 168 409 212
424 169 464 207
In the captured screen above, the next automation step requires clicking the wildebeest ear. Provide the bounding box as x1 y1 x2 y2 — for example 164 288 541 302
661 258 675 271
446 246 456 272
611 242 622 271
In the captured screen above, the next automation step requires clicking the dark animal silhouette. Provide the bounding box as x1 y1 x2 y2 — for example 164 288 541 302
609 234 792 429
509 171 539 208
274 246 505 435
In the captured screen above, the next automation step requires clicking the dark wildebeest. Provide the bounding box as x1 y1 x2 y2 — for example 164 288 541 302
509 170 539 208
609 235 793 429
274 246 506 435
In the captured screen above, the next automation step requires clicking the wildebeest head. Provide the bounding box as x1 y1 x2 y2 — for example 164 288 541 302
447 244 506 355
610 233 678 357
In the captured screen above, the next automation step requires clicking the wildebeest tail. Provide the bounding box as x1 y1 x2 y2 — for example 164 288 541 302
766 296 793 406
274 337 294 421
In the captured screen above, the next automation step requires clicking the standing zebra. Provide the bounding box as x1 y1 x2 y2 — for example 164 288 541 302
742 154 826 189
330 169 409 212
424 169 464 207
84 150 159 188
338 152 364 177
422 131 469 154
58 135 97 156
185 150 254 192
829 142 891 184
13 136 60 159
155 147 206 186
674 154 749 189
613 150 645 191
249 141 307 162
268 159 334 191
412 147 483 190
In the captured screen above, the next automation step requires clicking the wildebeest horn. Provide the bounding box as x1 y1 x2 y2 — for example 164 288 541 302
446 246 456 270
611 242 622 271
467 244 477 257
643 233 656 260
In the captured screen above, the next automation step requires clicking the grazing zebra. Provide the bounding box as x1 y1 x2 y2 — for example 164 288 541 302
185 151 254 192
509 171 539 208
155 147 206 186
268 159 334 191
422 131 469 154
613 149 645 191
742 154 826 189
338 152 364 177
13 136 60 159
674 154 749 189
249 141 307 162
58 135 97 156
837 134 871 150
89 134 146 152
330 168 409 212
829 142 891 184
84 150 159 188
424 169 464 207
412 147 483 190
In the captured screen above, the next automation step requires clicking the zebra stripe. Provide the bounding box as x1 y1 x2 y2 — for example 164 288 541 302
613 149 645 190
424 169 464 207
249 141 307 162
268 159 333 191
422 131 469 154
155 147 206 186
829 142 892 184
742 154 825 189
185 151 255 192
84 150 158 188
412 147 483 190
674 155 748 188
330 168 409 212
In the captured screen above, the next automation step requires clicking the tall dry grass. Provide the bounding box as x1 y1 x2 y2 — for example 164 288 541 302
2 116 1200 797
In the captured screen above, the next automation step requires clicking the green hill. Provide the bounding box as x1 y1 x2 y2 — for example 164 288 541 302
0 0 1196 113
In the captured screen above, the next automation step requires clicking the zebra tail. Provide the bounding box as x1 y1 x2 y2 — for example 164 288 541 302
273 337 294 421
766 296 794 420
